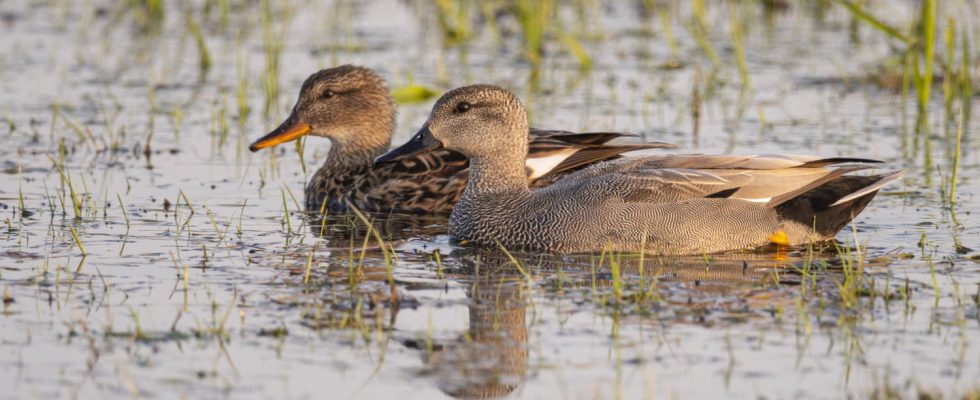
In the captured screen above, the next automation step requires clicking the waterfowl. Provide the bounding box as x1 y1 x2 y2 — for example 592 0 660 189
375 85 903 255
248 65 673 214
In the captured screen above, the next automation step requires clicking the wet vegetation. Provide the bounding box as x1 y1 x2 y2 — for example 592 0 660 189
0 0 978 398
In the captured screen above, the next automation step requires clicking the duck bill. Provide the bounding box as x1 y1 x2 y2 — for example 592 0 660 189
374 125 442 165
249 116 311 152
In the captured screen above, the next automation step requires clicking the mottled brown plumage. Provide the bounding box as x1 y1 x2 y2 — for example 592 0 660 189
376 85 904 255
249 66 673 214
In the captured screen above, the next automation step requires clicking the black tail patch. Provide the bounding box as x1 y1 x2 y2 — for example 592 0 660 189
775 175 888 237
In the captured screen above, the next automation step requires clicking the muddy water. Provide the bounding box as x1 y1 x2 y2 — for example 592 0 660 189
1 1 978 399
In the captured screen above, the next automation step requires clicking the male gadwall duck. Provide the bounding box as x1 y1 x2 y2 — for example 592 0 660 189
375 85 903 255
248 65 673 214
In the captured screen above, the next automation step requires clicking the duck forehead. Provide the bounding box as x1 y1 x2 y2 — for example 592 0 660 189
303 66 383 94
435 85 520 113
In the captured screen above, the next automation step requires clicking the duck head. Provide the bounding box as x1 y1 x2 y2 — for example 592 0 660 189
375 84 527 164
249 65 395 152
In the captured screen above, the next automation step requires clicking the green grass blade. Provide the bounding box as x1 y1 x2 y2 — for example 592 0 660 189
833 0 909 43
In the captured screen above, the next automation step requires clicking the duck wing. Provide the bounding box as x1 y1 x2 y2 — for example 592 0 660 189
346 130 671 214
349 148 470 214
640 154 882 202
551 154 885 204
526 129 675 183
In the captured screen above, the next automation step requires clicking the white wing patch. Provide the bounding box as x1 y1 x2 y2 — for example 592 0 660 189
526 150 576 180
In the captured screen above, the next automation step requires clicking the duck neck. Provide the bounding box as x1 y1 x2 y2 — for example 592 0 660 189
325 137 390 173
320 122 394 175
464 155 530 196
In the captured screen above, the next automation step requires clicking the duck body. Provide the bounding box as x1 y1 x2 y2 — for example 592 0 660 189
449 191 779 254
249 65 673 215
304 141 468 213
449 158 899 255
376 85 903 255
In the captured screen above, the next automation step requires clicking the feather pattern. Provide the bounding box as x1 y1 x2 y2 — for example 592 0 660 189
249 66 676 215
381 84 905 255
305 130 674 214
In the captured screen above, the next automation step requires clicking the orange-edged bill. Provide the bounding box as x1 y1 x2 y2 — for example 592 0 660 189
249 117 311 152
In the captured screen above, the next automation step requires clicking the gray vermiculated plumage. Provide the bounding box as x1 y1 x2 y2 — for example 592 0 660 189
386 84 903 255
249 65 674 214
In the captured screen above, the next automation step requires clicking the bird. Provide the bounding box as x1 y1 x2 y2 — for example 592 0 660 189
248 65 674 214
374 84 903 255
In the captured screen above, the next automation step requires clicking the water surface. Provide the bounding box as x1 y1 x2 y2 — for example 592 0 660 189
1 1 978 398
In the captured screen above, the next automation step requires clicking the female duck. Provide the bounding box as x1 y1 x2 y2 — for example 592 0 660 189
375 85 903 255
248 66 672 214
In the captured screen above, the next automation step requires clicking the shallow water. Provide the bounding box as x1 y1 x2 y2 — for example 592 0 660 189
1 0 979 398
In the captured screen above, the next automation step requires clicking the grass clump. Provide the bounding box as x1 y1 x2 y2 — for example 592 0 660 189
835 0 965 125
184 10 212 77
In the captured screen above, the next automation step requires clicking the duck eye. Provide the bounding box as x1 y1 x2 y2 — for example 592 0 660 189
455 102 472 113
321 90 335 99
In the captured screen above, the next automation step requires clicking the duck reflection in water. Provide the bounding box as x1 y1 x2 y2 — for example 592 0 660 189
403 247 833 399
306 227 875 399
404 251 530 399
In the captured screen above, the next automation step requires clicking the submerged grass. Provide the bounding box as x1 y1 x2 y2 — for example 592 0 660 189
69 226 86 256
47 155 84 220
347 205 395 286
949 109 964 204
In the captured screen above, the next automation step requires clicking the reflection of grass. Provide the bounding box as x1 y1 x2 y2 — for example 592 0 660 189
833 233 864 311
280 187 292 235
16 163 25 220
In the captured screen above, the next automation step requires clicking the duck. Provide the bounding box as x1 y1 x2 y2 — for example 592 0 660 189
374 84 903 255
248 65 674 214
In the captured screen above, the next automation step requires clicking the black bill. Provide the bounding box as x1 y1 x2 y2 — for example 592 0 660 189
374 125 443 165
